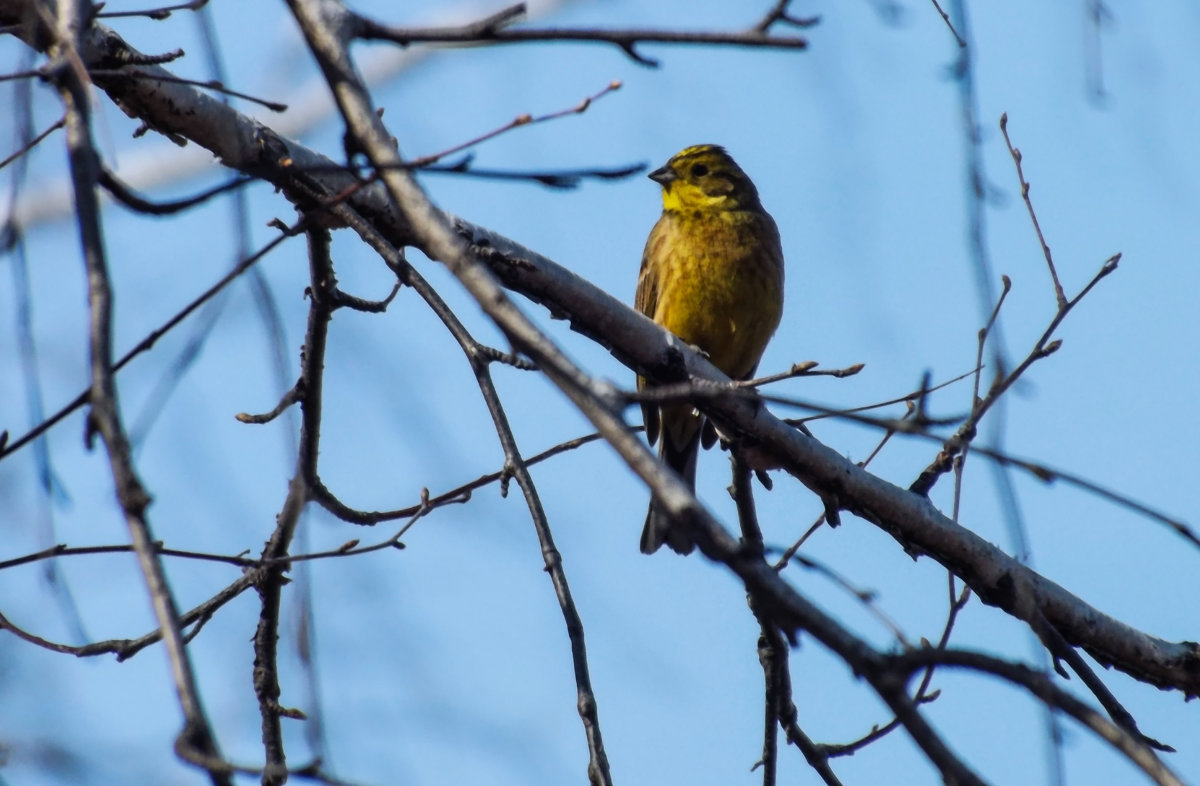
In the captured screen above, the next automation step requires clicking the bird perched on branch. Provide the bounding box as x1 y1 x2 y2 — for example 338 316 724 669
636 144 785 554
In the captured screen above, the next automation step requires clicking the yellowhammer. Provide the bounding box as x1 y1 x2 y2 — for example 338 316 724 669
636 144 785 554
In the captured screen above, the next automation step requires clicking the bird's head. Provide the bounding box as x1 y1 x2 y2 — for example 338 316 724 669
649 144 761 212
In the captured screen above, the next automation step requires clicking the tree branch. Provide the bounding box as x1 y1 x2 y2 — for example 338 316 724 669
41 2 231 781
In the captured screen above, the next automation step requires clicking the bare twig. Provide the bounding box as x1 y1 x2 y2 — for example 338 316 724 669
753 0 820 34
97 0 208 21
0 115 64 170
88 67 287 112
0 222 297 462
405 80 623 169
738 361 864 388
731 458 842 786
237 385 303 425
98 167 252 214
774 399 912 569
928 0 965 47
353 5 811 68
910 255 1118 497
789 365 978 426
1000 113 1066 307
821 578 967 758
1026 609 1173 752
420 157 645 189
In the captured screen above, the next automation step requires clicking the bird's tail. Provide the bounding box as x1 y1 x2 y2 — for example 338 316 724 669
640 427 701 555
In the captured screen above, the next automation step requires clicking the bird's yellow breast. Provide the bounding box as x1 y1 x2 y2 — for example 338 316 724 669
646 207 784 380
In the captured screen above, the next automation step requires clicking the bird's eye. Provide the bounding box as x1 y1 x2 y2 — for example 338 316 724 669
690 163 709 178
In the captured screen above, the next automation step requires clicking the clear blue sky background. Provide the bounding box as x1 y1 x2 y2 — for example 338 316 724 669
1 1 1197 784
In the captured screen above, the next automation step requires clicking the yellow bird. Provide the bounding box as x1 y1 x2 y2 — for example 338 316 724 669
636 144 785 554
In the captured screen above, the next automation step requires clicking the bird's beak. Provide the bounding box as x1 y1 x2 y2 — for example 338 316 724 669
649 165 677 187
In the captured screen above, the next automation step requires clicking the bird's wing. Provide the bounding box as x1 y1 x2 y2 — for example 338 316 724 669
635 216 667 445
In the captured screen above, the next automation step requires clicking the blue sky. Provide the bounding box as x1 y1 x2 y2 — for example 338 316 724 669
1 1 1197 784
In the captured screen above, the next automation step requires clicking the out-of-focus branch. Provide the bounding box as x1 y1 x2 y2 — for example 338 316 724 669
0 221 291 462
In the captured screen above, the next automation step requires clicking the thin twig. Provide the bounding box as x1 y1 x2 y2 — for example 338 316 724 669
404 80 624 169
421 157 645 189
98 166 252 214
821 578 967 757
780 552 908 645
910 254 1119 497
948 274 1012 537
773 400 909 570
354 6 811 68
1027 609 1173 752
88 67 287 111
731 457 842 786
790 365 978 426
0 115 64 170
928 0 965 47
96 0 207 21
738 361 864 388
0 221 299 462
753 0 821 34
1000 113 1066 307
